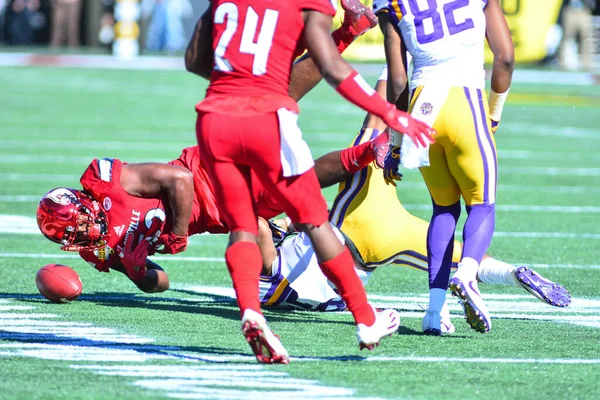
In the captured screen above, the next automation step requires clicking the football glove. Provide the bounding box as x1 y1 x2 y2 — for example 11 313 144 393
381 105 435 148
154 231 188 255
268 219 291 246
117 235 150 281
490 119 499 135
383 145 403 186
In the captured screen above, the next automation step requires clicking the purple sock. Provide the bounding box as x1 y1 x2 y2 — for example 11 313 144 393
462 203 496 263
427 201 461 289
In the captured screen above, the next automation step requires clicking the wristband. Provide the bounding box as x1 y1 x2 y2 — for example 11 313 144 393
336 71 391 119
488 88 510 121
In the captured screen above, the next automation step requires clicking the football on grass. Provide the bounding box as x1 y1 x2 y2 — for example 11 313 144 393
35 264 82 303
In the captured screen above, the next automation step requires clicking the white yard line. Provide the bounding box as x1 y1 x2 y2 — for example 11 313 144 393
2 252 600 269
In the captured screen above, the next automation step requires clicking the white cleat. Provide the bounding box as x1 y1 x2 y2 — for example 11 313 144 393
422 310 442 336
449 277 491 333
241 309 289 364
357 308 400 350
439 302 456 334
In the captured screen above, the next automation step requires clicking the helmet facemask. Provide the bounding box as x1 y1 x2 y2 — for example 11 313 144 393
37 188 110 252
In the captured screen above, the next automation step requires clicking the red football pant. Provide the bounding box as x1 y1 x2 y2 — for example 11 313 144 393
196 111 328 235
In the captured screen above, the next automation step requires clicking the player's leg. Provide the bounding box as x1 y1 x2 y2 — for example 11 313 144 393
250 111 399 349
441 87 496 333
196 112 289 364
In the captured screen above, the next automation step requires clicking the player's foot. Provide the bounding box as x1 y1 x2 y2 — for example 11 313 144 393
423 303 455 335
241 309 290 364
440 302 456 334
514 266 572 307
449 277 491 334
357 308 400 350
371 129 390 169
340 0 378 37
422 310 442 336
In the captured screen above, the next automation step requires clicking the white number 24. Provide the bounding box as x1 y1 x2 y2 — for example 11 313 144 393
213 3 279 76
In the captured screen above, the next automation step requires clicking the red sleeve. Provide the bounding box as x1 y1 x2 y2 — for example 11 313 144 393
168 147 200 172
80 158 124 199
297 0 336 16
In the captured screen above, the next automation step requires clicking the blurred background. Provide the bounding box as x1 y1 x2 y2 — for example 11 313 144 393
0 0 598 72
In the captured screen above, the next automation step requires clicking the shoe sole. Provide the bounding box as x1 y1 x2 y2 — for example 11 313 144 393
242 321 290 364
515 267 572 308
449 279 491 334
340 0 378 29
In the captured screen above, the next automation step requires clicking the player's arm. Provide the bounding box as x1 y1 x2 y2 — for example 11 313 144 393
302 10 434 147
257 217 278 276
378 12 408 106
121 163 193 240
185 9 213 79
112 259 170 293
484 0 514 132
288 53 323 102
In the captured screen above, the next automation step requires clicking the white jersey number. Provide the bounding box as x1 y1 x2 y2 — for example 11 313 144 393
213 3 279 76
407 0 475 44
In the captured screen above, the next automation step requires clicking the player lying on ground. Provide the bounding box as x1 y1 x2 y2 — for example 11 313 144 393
36 0 381 294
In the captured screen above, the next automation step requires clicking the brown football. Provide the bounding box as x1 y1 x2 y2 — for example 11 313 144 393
35 264 82 303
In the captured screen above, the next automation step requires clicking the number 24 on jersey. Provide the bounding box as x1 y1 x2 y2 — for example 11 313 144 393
213 3 279 76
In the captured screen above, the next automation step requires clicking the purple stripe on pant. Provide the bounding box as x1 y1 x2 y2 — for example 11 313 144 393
463 87 490 204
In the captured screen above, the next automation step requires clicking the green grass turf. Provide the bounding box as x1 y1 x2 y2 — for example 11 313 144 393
1 66 600 399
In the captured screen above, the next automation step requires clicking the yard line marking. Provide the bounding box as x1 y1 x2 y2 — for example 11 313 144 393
500 124 600 139
0 139 189 152
3 214 598 241
403 204 600 213
399 182 600 194
498 149 600 162
0 154 167 165
355 356 600 365
2 252 600 270
0 173 80 182
0 300 374 400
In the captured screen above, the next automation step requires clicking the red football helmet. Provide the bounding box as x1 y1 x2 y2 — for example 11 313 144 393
36 188 110 251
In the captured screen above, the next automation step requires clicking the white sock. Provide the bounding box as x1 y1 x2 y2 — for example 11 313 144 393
428 288 447 314
453 257 479 281
478 257 519 286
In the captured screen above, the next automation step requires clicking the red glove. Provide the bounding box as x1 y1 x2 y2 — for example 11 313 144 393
154 232 188 255
117 235 150 281
381 104 435 148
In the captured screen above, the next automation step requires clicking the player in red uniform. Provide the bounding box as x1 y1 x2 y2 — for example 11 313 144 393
185 0 434 363
36 0 387 298
37 154 201 294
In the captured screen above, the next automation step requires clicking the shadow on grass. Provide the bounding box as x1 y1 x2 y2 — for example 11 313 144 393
0 290 355 326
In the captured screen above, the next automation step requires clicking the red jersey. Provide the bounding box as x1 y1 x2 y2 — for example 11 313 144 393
172 146 285 222
168 147 228 235
196 0 336 115
78 158 171 272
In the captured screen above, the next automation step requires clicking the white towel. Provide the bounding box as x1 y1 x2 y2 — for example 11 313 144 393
277 108 314 177
399 85 449 169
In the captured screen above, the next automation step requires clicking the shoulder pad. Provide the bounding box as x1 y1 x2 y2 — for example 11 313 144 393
97 158 115 182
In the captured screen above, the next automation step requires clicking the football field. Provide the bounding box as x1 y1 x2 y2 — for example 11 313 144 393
1 65 599 399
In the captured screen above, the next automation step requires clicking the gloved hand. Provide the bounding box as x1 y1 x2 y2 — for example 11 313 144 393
117 235 150 281
383 145 403 186
490 119 499 135
381 105 435 148
154 231 188 255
